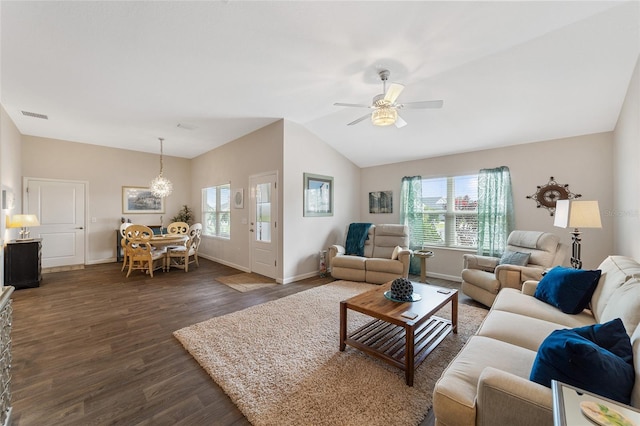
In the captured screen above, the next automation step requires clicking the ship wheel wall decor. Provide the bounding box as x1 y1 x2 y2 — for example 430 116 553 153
526 176 582 216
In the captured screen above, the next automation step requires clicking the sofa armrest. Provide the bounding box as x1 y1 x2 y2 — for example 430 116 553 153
494 265 545 290
328 245 345 268
522 280 539 296
397 249 412 277
477 367 553 426
463 254 499 272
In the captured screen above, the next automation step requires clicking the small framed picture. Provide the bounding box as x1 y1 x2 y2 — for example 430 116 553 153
233 188 244 209
122 186 165 214
369 190 393 214
303 173 333 217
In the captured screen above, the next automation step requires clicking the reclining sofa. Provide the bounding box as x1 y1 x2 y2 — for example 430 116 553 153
328 224 411 285
433 255 640 425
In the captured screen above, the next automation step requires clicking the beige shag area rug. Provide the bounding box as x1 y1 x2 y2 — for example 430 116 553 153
217 272 277 292
174 281 487 426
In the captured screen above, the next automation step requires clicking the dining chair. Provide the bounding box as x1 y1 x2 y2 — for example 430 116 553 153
166 223 202 272
119 222 132 271
125 225 166 277
166 222 189 235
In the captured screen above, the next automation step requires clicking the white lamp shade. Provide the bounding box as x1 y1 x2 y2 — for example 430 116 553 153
9 214 40 228
554 200 602 229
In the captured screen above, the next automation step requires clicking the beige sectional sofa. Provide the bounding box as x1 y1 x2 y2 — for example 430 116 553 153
433 255 640 426
328 224 411 284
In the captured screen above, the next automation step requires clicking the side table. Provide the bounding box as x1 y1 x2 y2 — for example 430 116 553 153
4 239 42 289
552 380 640 426
414 250 434 283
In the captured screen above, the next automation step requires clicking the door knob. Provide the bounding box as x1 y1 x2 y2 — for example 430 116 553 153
249 229 254 232
76 227 84 230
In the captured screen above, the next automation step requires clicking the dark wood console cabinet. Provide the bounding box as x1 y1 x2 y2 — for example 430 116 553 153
4 239 42 289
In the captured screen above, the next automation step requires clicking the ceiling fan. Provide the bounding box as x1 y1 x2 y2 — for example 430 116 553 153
334 69 443 128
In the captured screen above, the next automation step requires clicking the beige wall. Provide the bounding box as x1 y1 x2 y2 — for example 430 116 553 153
361 132 614 280
190 121 284 275
613 54 640 259
0 106 23 242
0 105 24 287
282 120 360 283
21 136 191 263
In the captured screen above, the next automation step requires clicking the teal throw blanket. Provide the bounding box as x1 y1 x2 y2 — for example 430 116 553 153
345 223 372 256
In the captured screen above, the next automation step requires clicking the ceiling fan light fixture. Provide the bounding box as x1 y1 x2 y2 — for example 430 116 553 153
371 107 397 126
150 137 173 198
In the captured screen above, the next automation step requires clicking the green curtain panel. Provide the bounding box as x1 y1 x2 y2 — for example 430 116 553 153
477 166 515 257
400 176 423 275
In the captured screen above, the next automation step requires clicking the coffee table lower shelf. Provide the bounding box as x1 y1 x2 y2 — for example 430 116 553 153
344 315 452 379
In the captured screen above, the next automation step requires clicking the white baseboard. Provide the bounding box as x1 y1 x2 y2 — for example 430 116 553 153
86 258 117 265
197 253 250 273
280 270 322 284
426 271 462 282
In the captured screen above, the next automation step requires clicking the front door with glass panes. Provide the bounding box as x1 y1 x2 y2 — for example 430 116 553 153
249 172 278 278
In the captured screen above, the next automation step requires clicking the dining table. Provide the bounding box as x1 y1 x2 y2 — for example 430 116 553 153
149 234 189 249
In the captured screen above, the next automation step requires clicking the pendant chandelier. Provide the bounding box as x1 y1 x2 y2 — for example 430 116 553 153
150 137 173 198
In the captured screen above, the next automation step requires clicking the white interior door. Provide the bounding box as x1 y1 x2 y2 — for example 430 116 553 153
249 172 278 278
24 178 86 268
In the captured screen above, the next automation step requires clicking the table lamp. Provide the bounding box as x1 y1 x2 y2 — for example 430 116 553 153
9 214 40 240
554 200 601 269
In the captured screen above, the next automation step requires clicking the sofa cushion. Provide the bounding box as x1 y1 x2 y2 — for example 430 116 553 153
499 250 530 266
433 335 537 426
331 255 366 270
370 224 408 258
599 277 640 336
506 231 559 267
365 258 403 274
477 310 568 352
530 318 634 404
492 289 596 329
534 266 601 314
591 256 640 322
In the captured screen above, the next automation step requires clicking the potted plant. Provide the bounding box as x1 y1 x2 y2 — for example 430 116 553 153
171 205 194 225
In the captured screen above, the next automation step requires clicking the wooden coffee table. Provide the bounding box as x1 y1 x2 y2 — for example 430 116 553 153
339 281 458 386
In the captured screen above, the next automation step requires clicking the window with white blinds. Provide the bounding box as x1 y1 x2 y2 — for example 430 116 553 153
421 175 478 249
202 184 231 239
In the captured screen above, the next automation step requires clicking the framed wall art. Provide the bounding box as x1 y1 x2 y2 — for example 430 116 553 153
233 188 244 209
369 190 393 214
303 173 333 217
526 176 581 216
122 186 165 214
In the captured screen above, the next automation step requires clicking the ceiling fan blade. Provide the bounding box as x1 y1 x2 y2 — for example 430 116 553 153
398 100 444 109
334 102 372 108
384 83 404 104
347 114 371 126
395 115 408 128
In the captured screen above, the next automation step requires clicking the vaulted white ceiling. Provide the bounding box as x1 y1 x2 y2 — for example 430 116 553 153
1 1 639 167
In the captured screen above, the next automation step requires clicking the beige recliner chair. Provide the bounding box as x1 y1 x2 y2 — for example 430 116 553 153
461 230 565 307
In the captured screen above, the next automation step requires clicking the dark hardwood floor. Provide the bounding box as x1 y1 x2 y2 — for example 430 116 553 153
9 259 462 425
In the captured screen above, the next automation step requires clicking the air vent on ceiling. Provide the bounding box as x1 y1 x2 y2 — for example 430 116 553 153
21 110 48 120
177 123 197 131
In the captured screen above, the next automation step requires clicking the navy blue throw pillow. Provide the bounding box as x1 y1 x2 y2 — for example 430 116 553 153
534 266 601 314
530 318 634 404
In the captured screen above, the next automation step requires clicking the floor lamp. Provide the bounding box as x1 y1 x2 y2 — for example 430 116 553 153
554 200 602 269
